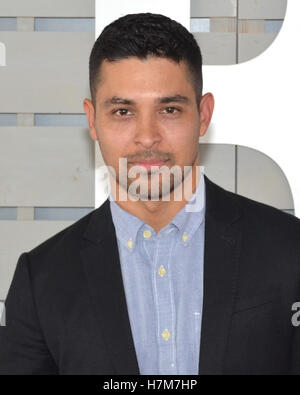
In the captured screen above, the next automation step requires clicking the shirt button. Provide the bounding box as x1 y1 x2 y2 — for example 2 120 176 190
143 229 152 239
182 232 188 242
171 363 175 368
157 265 166 277
161 329 171 340
127 239 133 248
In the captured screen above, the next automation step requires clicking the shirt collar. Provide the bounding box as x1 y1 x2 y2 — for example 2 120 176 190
170 172 205 246
109 171 206 252
109 196 144 252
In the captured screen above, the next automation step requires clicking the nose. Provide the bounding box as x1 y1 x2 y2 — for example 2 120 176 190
133 113 162 149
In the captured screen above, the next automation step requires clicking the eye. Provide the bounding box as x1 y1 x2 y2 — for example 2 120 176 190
113 108 132 116
162 106 181 114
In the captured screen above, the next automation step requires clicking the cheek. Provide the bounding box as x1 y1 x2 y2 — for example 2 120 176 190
96 126 131 166
166 128 199 166
166 123 199 152
97 116 132 143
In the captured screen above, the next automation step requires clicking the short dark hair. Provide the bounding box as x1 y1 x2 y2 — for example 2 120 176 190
89 12 203 108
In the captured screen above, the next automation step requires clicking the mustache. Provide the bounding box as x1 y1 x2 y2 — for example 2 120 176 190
128 152 170 162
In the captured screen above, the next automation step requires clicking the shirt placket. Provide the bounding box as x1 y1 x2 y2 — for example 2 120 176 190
143 225 177 375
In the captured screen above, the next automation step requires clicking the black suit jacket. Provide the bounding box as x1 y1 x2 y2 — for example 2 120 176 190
1 176 300 375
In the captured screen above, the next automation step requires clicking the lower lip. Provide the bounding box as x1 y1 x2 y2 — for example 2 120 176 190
130 160 168 170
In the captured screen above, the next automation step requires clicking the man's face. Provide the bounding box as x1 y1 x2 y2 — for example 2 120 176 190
84 56 214 200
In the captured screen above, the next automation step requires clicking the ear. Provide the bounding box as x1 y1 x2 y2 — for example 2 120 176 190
83 98 98 141
199 93 214 137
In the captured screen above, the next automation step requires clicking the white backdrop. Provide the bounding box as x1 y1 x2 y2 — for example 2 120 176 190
95 0 300 218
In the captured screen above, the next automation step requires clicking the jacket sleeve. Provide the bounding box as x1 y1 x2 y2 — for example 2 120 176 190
0 252 58 375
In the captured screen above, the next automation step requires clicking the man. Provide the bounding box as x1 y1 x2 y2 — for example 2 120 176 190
1 12 300 375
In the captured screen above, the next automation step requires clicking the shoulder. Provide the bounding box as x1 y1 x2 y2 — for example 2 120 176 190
225 188 300 261
28 211 92 258
233 189 300 233
24 199 111 269
207 176 300 228
205 176 300 250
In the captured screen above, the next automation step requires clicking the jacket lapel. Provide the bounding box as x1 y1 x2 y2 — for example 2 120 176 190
80 199 140 375
198 177 242 374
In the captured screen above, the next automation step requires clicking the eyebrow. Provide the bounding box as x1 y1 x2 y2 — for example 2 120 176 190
103 94 190 107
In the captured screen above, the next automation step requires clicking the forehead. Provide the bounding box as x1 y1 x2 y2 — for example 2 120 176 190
96 56 194 99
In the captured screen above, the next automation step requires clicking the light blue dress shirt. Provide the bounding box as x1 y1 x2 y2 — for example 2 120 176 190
109 173 206 375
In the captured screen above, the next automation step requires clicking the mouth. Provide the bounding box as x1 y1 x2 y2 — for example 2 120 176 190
129 159 169 171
